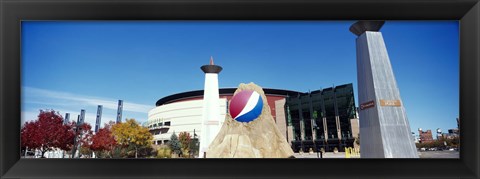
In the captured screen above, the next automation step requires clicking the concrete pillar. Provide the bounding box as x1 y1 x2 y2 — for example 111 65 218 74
116 100 123 123
351 21 418 158
95 105 102 133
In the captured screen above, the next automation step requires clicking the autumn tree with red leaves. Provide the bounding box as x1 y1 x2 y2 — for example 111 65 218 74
21 110 75 158
90 122 117 158
74 122 94 157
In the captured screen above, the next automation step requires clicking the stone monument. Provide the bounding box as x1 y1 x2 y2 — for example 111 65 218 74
350 21 419 158
206 83 294 158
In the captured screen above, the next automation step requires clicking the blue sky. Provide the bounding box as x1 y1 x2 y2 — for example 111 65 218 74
21 21 459 137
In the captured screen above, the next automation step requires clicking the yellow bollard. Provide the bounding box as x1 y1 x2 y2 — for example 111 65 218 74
345 147 350 158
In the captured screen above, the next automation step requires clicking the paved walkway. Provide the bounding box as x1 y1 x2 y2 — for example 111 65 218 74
418 151 459 158
293 152 360 159
294 151 459 158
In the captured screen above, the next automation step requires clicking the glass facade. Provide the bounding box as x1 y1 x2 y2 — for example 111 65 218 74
286 83 357 152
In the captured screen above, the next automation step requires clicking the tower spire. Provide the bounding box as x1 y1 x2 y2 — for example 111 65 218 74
201 56 222 74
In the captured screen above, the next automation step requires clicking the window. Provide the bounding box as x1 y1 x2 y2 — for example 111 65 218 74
164 121 171 126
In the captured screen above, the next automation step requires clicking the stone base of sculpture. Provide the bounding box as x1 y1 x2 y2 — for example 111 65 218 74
206 82 294 158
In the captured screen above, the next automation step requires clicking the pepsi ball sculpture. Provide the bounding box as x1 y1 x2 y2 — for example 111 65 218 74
229 90 264 122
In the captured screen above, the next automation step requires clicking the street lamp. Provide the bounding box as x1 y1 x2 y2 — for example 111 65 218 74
192 129 198 158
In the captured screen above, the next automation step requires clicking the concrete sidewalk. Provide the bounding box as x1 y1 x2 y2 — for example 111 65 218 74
293 152 360 159
294 151 459 158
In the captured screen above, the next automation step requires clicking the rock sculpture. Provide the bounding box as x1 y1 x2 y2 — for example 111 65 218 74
206 82 294 158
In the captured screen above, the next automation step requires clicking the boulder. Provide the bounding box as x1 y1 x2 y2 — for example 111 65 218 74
206 82 294 158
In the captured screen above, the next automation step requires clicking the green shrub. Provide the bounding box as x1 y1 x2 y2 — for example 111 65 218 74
157 146 171 158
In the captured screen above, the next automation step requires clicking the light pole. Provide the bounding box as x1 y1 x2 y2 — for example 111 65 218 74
193 129 199 158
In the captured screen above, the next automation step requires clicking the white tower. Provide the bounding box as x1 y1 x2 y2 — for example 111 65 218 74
199 57 223 158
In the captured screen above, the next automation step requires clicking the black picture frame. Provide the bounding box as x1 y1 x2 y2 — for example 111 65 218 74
1 0 479 178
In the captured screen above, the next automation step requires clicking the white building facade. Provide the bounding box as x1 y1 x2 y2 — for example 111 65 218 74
146 98 227 145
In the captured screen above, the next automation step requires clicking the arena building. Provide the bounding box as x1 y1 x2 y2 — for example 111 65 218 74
147 84 358 152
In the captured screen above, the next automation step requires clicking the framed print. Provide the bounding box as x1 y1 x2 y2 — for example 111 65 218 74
1 0 479 178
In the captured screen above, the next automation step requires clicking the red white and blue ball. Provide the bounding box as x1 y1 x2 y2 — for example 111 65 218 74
229 90 264 122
